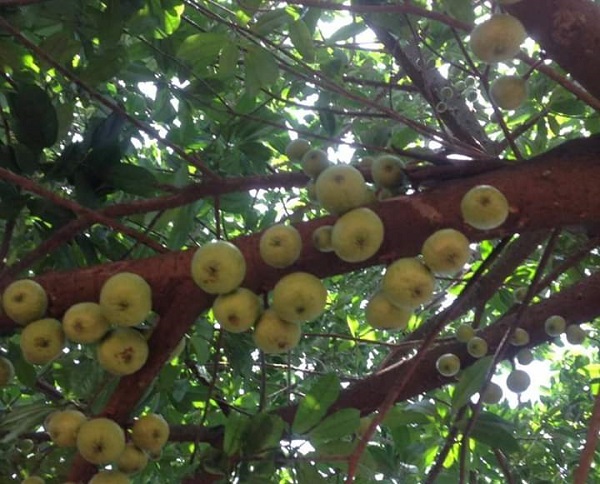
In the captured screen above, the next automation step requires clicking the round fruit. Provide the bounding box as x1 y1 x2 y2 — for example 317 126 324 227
436 353 461 377
131 413 170 454
509 327 530 346
212 287 261 333
315 164 368 215
253 309 302 354
20 318 65 365
513 286 528 303
117 442 149 474
76 417 126 465
301 148 331 178
99 272 152 327
0 355 14 386
2 279 48 326
312 225 334 253
97 328 149 376
45 409 87 447
365 291 412 330
271 272 327 324
516 348 534 365
480 382 503 404
467 336 488 358
259 224 302 268
89 470 130 484
461 185 509 230
456 324 475 343
544 315 566 337
331 207 385 263
191 241 247 294
469 14 527 63
381 257 436 309
285 138 311 161
370 155 404 189
506 369 530 393
421 228 470 276
21 477 44 484
490 76 527 110
566 325 586 345
62 302 110 344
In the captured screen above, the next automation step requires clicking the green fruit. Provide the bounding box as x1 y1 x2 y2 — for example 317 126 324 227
312 225 334 253
117 442 149 474
20 318 65 365
285 138 311 161
461 185 509 230
2 279 48 326
99 272 152 327
370 155 404 189
544 315 566 337
253 310 302 354
421 228 470 276
272 272 327 324
331 207 385 263
191 241 247 294
259 224 302 268
212 288 261 333
45 409 87 447
480 382 503 404
301 148 330 178
365 291 412 330
21 477 45 484
382 257 436 309
566 325 586 345
131 413 170 454
509 327 530 346
62 302 110 343
88 470 130 484
516 348 534 365
467 336 488 358
490 76 527 110
76 417 126 465
97 328 149 376
513 287 528 303
506 369 530 393
436 353 461 377
0 355 15 386
456 324 475 343
315 164 368 215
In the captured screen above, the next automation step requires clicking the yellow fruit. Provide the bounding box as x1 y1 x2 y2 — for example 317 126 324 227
88 470 130 484
370 155 404 189
0 355 14 386
365 291 412 330
76 417 126 465
45 409 87 447
62 302 110 343
490 76 527 110
301 148 331 178
312 225 334 252
20 318 65 365
271 272 327 324
191 241 247 294
421 228 470 276
331 207 385 263
460 185 509 230
2 279 48 325
259 224 302 268
212 287 262 333
117 442 149 474
381 257 436 309
285 138 311 161
99 272 152 327
456 324 475 343
253 310 302 354
97 328 149 376
469 14 527 63
131 413 170 454
315 164 368 215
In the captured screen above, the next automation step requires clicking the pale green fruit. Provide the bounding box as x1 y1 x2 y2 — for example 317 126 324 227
76 417 125 465
191 241 247 294
467 336 488 358
62 302 110 344
436 353 461 377
370 155 404 189
89 470 130 484
506 369 530 393
97 328 149 376
272 272 327 323
259 224 302 268
480 381 503 404
516 348 534 365
0 355 14 386
365 291 412 330
285 138 311 161
566 325 586 345
315 164 368 215
331 207 384 263
312 225 334 253
509 327 530 346
253 309 302 354
301 149 330 178
20 318 65 365
117 442 149 474
382 257 436 309
421 228 470 276
456 324 475 343
469 14 527 63
461 185 509 230
131 413 170 454
45 409 87 447
212 288 261 333
490 76 527 110
21 477 44 484
2 279 48 325
544 315 566 337
99 272 152 327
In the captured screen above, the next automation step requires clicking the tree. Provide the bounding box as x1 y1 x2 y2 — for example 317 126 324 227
0 0 599 482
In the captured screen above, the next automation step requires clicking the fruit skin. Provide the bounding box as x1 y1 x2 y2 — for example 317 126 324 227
467 336 488 358
285 138 311 161
370 155 404 189
382 257 436 309
566 325 586 345
88 470 130 484
315 164 368 215
544 315 566 337
312 225 334 252
45 409 87 447
490 76 527 110
506 369 530 393
62 302 110 344
509 327 530 346
20 318 65 365
76 417 126 465
480 382 503 404
365 291 412 330
97 328 149 376
460 185 509 230
212 288 261 333
516 348 534 365
117 442 149 474
131 413 170 454
253 309 302 354
0 355 14 386
2 279 48 326
99 272 152 327
436 353 461 377
272 272 327 324
21 477 45 484
301 148 331 178
331 207 385 263
469 14 527 63
191 241 247 294
421 228 470 276
456 324 475 343
259 224 302 268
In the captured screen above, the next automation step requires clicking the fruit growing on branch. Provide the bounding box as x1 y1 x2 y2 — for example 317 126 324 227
460 185 509 230
506 369 531 393
544 315 566 337
88 470 130 483
76 417 126 465
421 228 470 276
271 272 327 324
252 309 302 354
509 327 530 346
436 353 461 377
19 318 65 365
301 148 331 178
259 224 302 268
566 325 587 345
212 287 262 333
96 328 149 376
131 413 170 454
315 164 368 215
365 291 412 330
45 409 87 448
516 348 534 365
191 241 247 294
469 14 527 63
331 207 385 263
480 381 504 404
285 138 311 161
312 225 334 252
117 442 149 474
0 355 14 386
382 257 436 309
370 154 404 189
456 324 476 343
2 279 48 326
467 336 488 358
99 272 152 327
490 76 528 110
62 302 110 344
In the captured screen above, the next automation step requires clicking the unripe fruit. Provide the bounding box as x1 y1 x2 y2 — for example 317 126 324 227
315 164 368 215
516 348 534 365
301 149 331 178
436 353 461 377
331 207 385 263
259 224 302 268
253 309 302 354
212 288 261 333
382 258 435 309
506 369 530 393
509 327 530 346
513 286 528 303
62 302 110 343
97 328 149 376
365 291 412 330
20 318 65 365
312 225 334 252
89 470 130 484
45 409 87 447
272 272 327 324
544 315 566 337
370 155 404 189
191 241 247 294
566 325 586 345
117 442 149 474
131 413 170 454
2 279 48 325
21 477 44 484
469 14 527 63
467 336 488 358
0 355 14 386
99 272 152 327
490 76 527 110
456 324 475 343
480 382 503 404
461 185 509 230
421 228 470 276
285 138 311 161
76 417 126 465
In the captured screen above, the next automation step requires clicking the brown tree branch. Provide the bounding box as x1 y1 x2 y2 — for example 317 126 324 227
573 387 600 484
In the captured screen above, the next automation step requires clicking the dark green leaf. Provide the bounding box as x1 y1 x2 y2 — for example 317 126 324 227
8 84 58 150
223 412 250 456
289 19 315 61
292 373 340 434
105 163 157 196
469 411 520 454
308 408 360 442
452 356 493 412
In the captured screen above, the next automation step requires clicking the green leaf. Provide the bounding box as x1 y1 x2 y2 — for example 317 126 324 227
327 22 366 44
308 408 360 442
8 84 58 150
218 42 240 78
296 462 330 484
0 402 54 443
383 401 436 427
289 19 315 61
105 163 157 196
251 9 292 35
177 33 229 67
469 411 520 454
451 356 493 412
244 47 279 95
440 0 475 25
242 413 285 456
223 412 250 456
292 373 340 434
